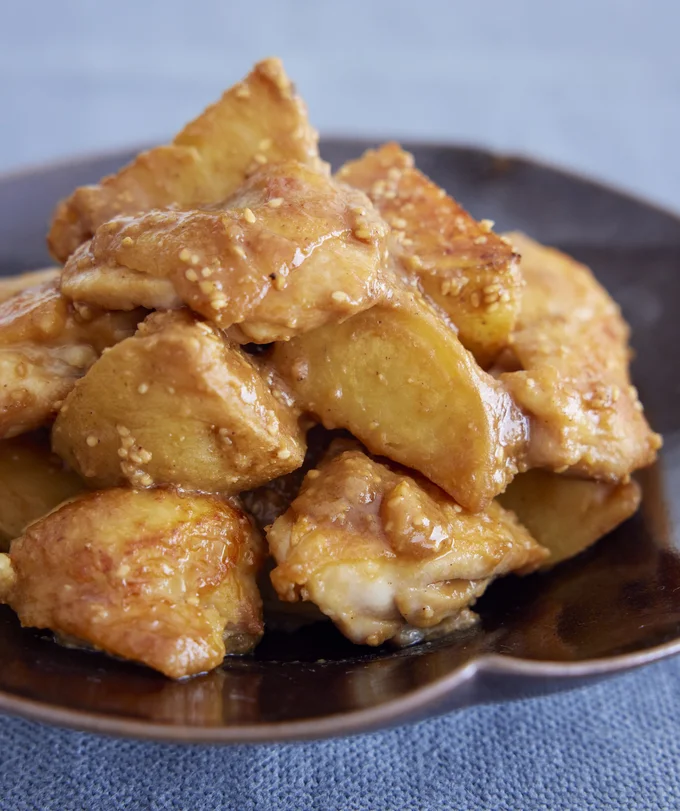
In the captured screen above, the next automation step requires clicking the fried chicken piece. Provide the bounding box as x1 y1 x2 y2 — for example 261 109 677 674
272 288 527 512
337 143 522 367
268 448 547 647
0 282 144 439
52 310 306 493
0 432 83 548
0 487 264 678
498 469 641 566
501 233 661 480
0 268 60 303
60 162 390 343
48 58 323 262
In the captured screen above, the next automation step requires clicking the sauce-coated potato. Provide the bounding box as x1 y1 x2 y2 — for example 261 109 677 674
53 311 306 493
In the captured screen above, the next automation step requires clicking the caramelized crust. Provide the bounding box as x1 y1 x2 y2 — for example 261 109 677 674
52 310 306 493
337 143 522 366
268 448 547 646
0 282 144 439
502 233 661 480
48 58 323 262
499 469 641 566
0 488 264 679
61 162 390 342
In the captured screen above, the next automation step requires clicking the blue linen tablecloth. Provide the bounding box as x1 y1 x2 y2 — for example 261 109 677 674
2 660 680 810
1 1 679 808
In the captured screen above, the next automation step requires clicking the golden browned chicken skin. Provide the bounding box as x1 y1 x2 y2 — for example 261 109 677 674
501 233 661 481
48 58 323 263
337 143 522 367
0 487 264 679
52 310 306 493
268 447 547 646
60 162 391 343
0 282 144 439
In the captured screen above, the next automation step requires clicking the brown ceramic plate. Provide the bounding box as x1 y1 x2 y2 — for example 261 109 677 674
0 140 678 743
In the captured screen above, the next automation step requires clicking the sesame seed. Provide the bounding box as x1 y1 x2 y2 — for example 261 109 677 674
137 383 149 394
117 448 129 459
369 421 379 430
211 298 228 310
268 197 284 208
235 83 250 98
86 435 98 447
306 469 321 480
253 153 268 165
191 254 200 265
179 248 191 262
258 138 272 150
198 280 215 294
474 235 488 245
391 217 407 229
140 474 154 487
185 269 198 282
116 425 130 436
480 219 495 232
121 236 133 247
243 208 256 224
277 448 292 460
354 227 372 240
470 292 481 308
201 267 213 277
407 255 424 270
331 291 351 304
139 450 152 463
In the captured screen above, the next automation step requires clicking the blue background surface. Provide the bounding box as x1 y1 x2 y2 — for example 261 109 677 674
1 1 679 808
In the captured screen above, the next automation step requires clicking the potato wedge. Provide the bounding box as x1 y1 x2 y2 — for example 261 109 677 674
52 310 305 493
268 448 547 646
0 268 60 303
0 487 264 678
498 469 641 566
0 282 144 439
48 58 323 262
61 162 391 342
337 143 522 366
0 432 83 548
501 233 661 480
271 290 527 511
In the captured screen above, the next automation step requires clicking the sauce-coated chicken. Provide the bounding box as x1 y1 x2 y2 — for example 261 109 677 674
48 58 323 262
501 233 661 481
0 282 144 439
61 162 391 342
0 487 264 678
337 143 522 367
0 268 60 303
268 447 547 646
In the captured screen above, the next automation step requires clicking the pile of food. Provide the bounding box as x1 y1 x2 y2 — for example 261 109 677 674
0 59 661 678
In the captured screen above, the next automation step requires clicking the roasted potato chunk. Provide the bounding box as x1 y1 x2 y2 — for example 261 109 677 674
272 290 527 511
337 143 522 366
61 162 391 342
0 432 83 548
0 268 60 303
48 58 323 262
0 282 143 439
52 310 305 492
268 448 547 646
499 469 641 566
0 488 264 678
501 233 661 480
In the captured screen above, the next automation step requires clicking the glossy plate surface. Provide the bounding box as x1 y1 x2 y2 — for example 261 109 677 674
0 140 678 743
